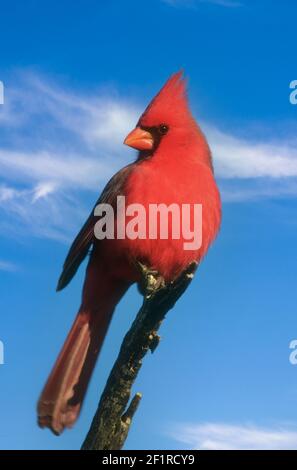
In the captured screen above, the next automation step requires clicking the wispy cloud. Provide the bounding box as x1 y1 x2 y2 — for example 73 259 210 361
206 125 297 201
0 72 138 241
0 149 116 190
207 126 297 179
0 183 86 242
171 422 297 450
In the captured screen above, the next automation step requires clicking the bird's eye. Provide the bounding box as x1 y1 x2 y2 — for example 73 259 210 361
158 124 169 135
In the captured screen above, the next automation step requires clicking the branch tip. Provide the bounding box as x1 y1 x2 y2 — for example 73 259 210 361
122 392 142 423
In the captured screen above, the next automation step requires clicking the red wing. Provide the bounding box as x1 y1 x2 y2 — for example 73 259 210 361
56 164 134 291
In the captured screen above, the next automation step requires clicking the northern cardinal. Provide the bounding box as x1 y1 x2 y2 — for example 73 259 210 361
37 72 221 435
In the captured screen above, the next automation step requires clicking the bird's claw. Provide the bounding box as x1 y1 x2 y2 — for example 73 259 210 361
136 261 166 296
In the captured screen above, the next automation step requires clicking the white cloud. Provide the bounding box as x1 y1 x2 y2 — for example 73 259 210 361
32 181 57 202
19 74 139 151
207 126 297 179
0 149 115 190
0 72 138 241
172 422 297 450
0 183 87 242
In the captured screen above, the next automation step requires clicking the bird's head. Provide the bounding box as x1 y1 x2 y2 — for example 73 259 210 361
124 71 207 160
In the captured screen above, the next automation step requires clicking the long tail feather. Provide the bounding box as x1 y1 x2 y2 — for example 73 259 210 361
37 261 130 435
37 308 111 435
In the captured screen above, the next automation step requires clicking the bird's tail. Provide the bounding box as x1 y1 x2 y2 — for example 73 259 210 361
37 264 129 435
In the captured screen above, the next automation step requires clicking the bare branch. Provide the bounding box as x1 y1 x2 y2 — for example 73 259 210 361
81 261 198 450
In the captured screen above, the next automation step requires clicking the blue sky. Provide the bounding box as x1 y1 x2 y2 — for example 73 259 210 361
0 0 297 450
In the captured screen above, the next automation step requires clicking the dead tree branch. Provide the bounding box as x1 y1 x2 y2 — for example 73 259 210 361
81 261 198 450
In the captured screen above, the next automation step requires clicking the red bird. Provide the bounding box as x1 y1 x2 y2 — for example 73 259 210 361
37 72 221 435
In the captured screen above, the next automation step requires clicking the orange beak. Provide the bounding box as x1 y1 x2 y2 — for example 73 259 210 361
124 127 154 150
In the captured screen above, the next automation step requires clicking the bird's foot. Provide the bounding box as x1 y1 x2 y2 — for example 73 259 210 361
136 261 166 297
